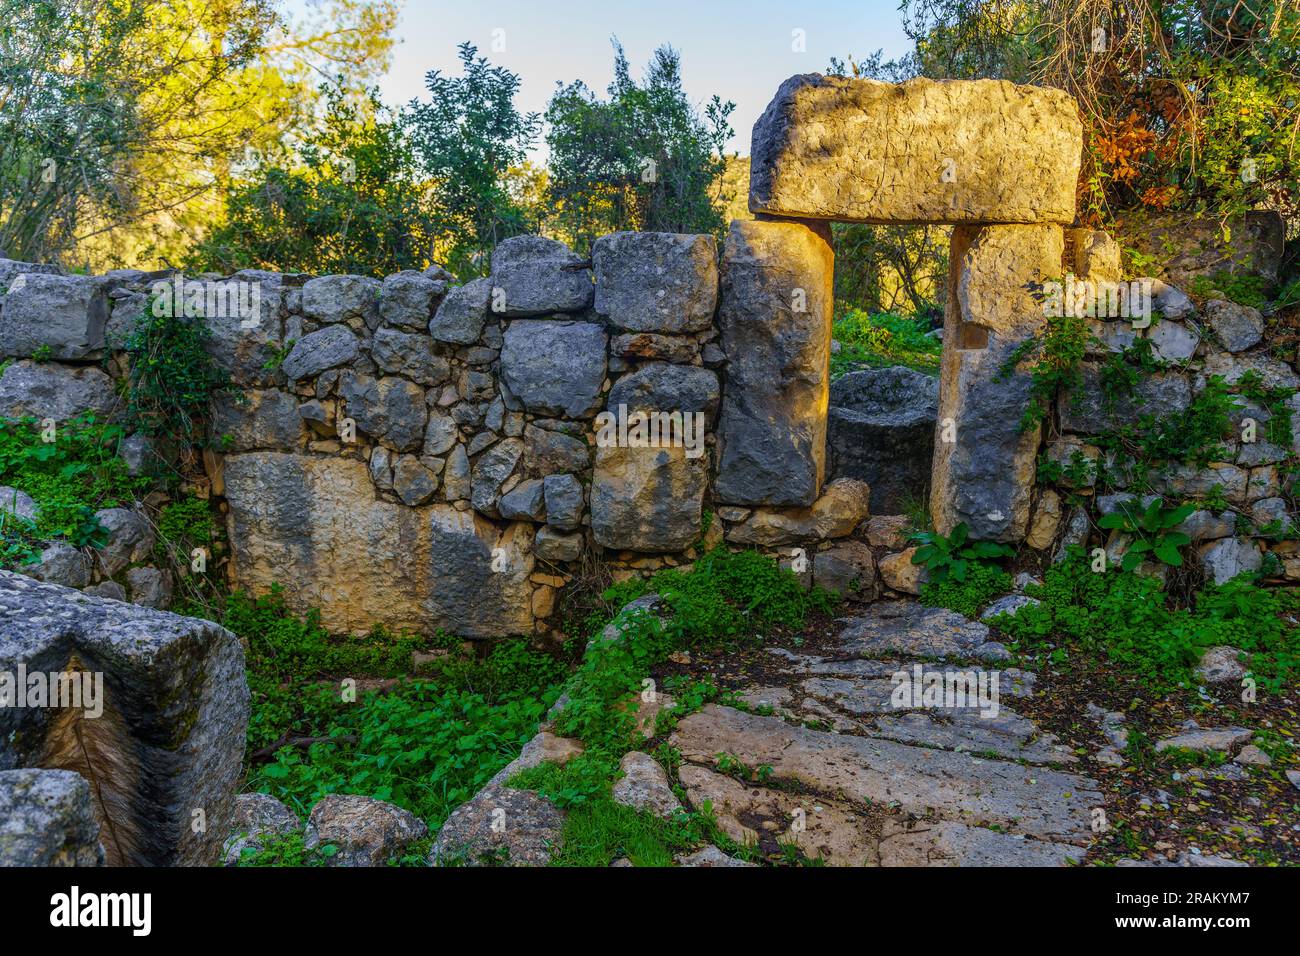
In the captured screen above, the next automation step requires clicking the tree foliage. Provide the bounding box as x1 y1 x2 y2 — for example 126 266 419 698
543 41 735 253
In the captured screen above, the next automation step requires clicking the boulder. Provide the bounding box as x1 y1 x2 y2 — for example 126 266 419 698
828 367 938 515
93 507 155 577
1198 537 1261 585
931 225 1063 542
725 477 870 547
591 444 707 552
380 271 443 330
0 571 248 866
370 327 450 386
429 277 491 345
0 485 37 523
1146 319 1200 363
1155 726 1253 755
611 752 682 819
430 784 564 866
0 273 108 360
29 542 91 589
1204 299 1263 353
715 219 833 506
500 320 607 418
223 453 534 637
281 325 361 381
222 792 300 866
0 360 118 422
0 768 104 866
812 540 878 600
607 362 720 425
542 473 583 531
489 236 593 316
749 75 1081 224
126 566 173 609
301 274 380 328
0 259 63 294
878 550 926 595
304 794 428 866
592 231 718 333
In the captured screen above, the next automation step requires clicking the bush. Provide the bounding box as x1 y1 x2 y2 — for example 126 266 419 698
120 307 229 449
920 562 1012 619
830 309 941 377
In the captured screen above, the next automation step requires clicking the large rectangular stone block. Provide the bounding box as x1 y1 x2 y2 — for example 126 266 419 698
750 75 1081 225
715 219 833 506
222 453 535 638
930 224 1064 542
0 572 248 866
0 273 109 360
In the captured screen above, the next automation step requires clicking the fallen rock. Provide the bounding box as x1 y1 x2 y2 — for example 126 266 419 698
1204 299 1264 353
611 752 682 819
222 792 300 866
430 784 564 867
1154 726 1253 755
1195 645 1246 685
675 844 756 867
304 794 428 866
878 550 926 595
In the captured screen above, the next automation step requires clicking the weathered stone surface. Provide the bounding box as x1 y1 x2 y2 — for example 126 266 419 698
301 274 380 328
1195 646 1247 685
1026 489 1062 550
591 444 707 552
592 231 718 333
878 549 925 595
490 236 593 316
0 273 109 360
0 259 63 294
1204 299 1264 353
471 437 523 515
878 820 1083 867
838 602 994 659
716 220 833 506
429 277 490 344
611 752 682 819
866 514 910 549
675 844 756 867
1147 318 1201 363
535 526 583 563
392 455 439 506
671 706 1100 843
1073 229 1122 283
607 362 720 424
1155 726 1253 754
282 325 361 380
1199 537 1262 585
542 473 583 531
339 372 427 452
304 794 427 867
222 792 300 866
812 540 878 601
499 478 546 521
94 507 154 577
29 542 91 589
223 453 534 636
443 444 471 501
931 225 1063 542
0 360 118 422
0 571 248 866
431 784 563 866
214 388 305 452
981 594 1039 621
501 320 607 418
522 424 588 476
380 270 442 330
749 75 1081 224
725 477 870 547
423 412 459 458
0 768 104 866
0 485 37 523
371 327 450 386
199 272 285 387
679 763 876 865
829 367 938 515
611 333 700 364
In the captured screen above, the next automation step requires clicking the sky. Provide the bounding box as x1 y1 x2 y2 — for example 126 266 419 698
362 0 913 157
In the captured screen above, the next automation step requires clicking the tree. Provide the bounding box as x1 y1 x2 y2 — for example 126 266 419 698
544 41 735 252
187 88 433 277
404 42 541 278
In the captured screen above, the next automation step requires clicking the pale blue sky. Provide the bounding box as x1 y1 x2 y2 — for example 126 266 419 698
325 0 914 156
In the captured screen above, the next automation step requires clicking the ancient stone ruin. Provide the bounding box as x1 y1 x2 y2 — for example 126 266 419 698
1 73 1295 867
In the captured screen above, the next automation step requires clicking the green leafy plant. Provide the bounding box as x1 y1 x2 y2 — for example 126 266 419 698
1097 499 1195 570
909 522 1014 583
